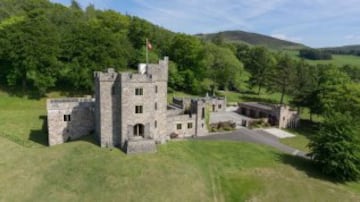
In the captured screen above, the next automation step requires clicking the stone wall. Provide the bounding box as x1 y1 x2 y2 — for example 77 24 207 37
47 98 95 146
94 68 120 148
203 97 227 112
167 114 196 138
277 106 300 128
193 100 208 136
119 57 169 148
237 102 300 128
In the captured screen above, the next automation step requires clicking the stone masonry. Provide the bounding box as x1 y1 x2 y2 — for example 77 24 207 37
47 98 95 146
47 57 222 153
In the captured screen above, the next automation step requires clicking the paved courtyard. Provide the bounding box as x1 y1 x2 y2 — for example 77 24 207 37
193 128 307 158
210 110 252 129
260 128 296 138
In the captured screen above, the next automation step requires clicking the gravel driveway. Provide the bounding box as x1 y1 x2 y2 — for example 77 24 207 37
193 128 308 158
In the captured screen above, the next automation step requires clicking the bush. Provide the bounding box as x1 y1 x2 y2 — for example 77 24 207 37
210 121 236 132
248 119 270 129
170 133 179 139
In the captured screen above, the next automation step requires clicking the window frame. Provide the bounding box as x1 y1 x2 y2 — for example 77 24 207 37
135 88 143 96
176 123 182 130
187 122 193 129
135 105 143 114
63 114 71 122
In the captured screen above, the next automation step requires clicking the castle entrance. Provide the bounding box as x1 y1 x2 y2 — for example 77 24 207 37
133 124 144 137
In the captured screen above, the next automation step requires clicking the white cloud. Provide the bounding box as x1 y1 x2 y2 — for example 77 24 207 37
131 0 286 33
50 0 360 47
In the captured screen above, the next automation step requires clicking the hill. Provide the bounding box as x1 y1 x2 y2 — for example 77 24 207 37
197 30 307 50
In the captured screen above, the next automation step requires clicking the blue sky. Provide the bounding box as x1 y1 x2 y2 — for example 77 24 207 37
50 0 360 48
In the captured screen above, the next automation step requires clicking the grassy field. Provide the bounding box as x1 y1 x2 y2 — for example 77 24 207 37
217 90 291 104
167 91 198 103
279 120 320 153
285 50 360 67
2 90 360 201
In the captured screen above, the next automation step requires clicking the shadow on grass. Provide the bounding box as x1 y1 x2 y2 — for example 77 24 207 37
29 115 48 146
278 153 342 184
0 86 91 100
0 86 44 100
287 119 320 140
28 115 100 147
71 135 99 147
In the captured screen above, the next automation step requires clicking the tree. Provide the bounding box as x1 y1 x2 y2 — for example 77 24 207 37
269 53 295 104
299 49 332 60
308 81 360 181
206 44 248 91
244 46 275 94
308 111 360 181
0 8 60 94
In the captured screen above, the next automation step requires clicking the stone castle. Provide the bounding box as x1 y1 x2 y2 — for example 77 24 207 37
47 56 299 153
47 57 226 153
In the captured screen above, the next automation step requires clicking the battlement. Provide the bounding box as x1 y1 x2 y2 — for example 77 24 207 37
47 98 95 110
94 68 118 82
120 72 154 83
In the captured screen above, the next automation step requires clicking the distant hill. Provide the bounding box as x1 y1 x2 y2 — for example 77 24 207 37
321 45 360 56
197 30 307 50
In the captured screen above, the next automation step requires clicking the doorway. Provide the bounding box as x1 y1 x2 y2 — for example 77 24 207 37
133 124 144 137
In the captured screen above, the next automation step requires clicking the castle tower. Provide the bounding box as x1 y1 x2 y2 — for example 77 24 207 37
94 68 121 147
119 57 168 148
192 99 208 136
94 57 169 152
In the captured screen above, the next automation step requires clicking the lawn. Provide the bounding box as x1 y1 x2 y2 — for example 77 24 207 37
1 90 360 201
285 50 360 67
279 118 321 153
217 90 291 104
167 90 198 103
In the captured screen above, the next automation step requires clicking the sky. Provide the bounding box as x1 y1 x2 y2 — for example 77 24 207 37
50 0 360 48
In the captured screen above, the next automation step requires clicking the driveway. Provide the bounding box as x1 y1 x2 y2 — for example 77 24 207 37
194 128 308 158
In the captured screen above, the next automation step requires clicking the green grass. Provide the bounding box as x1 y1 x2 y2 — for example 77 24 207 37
167 89 291 106
285 50 360 67
2 90 360 201
280 134 311 153
217 90 291 104
167 91 197 103
280 120 320 153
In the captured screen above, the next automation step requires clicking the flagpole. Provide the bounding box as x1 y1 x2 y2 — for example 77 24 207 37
146 38 149 67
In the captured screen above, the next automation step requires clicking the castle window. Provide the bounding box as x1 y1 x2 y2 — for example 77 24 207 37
155 85 158 93
155 102 158 110
135 88 143 96
176 123 182 130
201 107 205 119
218 104 222 109
63 114 71 122
133 124 144 137
187 122 193 129
155 120 157 128
135 105 143 114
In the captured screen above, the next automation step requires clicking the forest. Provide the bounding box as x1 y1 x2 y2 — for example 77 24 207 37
1 0 360 181
299 48 332 60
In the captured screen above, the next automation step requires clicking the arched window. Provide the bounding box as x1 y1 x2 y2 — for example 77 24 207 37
133 124 144 137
